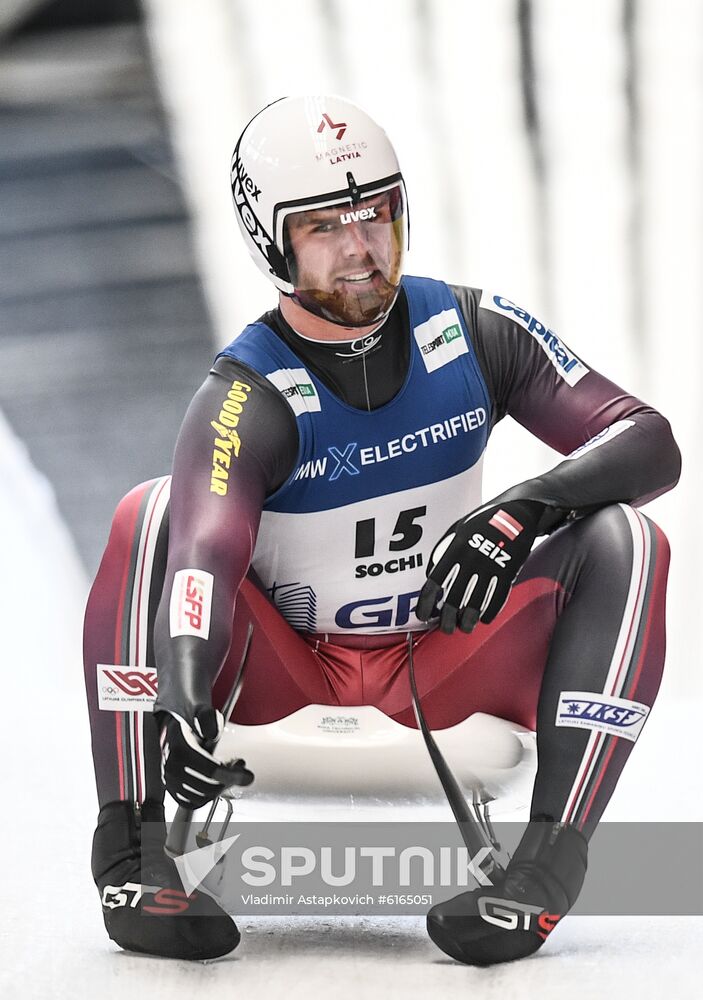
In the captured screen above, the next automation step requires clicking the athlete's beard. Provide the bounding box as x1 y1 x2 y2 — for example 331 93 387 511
294 271 398 327
292 234 404 327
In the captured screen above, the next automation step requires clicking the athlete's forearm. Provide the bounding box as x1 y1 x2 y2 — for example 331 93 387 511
492 406 681 529
153 359 298 723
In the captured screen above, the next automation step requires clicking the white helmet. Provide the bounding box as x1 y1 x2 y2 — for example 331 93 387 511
231 95 408 327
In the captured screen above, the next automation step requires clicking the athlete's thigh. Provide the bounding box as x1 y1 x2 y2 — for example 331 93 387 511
84 477 171 805
382 574 565 731
215 577 342 725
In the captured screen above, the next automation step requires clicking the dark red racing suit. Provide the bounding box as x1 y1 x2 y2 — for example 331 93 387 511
83 283 680 838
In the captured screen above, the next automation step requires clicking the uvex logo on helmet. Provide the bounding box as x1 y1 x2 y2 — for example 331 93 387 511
317 113 347 141
230 154 275 264
340 207 376 225
236 161 261 201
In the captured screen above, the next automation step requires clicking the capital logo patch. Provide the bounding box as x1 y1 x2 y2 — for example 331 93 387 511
479 291 589 386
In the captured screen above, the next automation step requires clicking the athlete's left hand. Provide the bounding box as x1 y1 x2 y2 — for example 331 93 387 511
416 499 548 634
158 706 254 809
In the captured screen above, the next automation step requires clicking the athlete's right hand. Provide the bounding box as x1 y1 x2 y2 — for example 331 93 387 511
157 706 254 809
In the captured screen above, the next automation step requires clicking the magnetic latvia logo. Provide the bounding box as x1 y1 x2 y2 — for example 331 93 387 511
314 113 368 164
317 113 347 141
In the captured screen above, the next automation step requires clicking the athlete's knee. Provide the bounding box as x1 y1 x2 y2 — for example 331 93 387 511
105 478 171 551
635 510 671 565
571 503 670 574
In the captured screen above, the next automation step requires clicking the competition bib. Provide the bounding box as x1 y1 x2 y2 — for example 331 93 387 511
219 275 492 634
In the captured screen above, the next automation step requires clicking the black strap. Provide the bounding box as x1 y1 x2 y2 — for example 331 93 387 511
406 634 505 872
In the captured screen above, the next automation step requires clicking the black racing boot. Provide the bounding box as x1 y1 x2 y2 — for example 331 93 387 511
427 818 588 966
91 799 240 960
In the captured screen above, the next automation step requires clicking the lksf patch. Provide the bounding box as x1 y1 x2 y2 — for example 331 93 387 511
210 380 251 496
97 664 158 711
413 308 469 373
169 569 214 639
555 691 650 742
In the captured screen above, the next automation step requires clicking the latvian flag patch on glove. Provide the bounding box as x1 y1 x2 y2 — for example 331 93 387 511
488 509 524 540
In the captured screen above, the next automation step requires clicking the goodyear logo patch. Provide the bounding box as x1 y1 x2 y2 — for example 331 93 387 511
210 380 252 496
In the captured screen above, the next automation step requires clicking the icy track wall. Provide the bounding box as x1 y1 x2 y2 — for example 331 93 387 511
0 407 89 794
0 407 87 646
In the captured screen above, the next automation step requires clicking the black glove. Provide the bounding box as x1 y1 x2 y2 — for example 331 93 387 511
157 705 254 809
416 499 548 635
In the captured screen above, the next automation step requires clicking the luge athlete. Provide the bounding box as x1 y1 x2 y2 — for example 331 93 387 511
84 95 680 964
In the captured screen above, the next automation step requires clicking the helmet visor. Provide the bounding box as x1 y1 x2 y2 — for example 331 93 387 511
281 184 406 327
